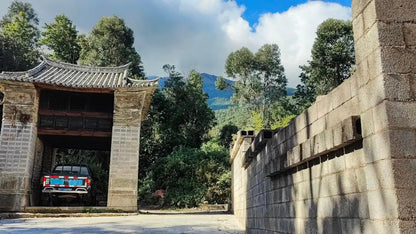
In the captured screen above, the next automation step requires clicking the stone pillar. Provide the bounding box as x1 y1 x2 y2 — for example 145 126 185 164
0 81 39 211
352 0 416 232
107 90 146 211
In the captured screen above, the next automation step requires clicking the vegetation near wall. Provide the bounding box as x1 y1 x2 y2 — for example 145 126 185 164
140 142 230 208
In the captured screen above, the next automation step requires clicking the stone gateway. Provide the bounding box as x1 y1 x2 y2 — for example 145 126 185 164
0 56 158 212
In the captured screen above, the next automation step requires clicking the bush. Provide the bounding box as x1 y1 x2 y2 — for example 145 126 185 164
147 142 231 208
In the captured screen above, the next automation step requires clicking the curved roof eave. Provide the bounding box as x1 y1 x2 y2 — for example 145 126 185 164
0 57 159 89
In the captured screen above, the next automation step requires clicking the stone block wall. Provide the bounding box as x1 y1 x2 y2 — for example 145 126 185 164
232 135 254 228
0 81 39 211
107 90 146 211
230 0 416 233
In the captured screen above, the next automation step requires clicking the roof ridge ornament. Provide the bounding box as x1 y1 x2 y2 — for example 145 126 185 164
126 77 161 87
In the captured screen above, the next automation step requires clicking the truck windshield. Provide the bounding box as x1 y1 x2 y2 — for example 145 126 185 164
53 165 89 176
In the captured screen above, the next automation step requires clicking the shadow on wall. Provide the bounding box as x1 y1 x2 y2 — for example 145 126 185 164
245 143 365 233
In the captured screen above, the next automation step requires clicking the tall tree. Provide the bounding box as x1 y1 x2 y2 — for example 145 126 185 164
0 11 40 71
161 66 215 149
39 14 80 64
218 44 287 127
140 66 215 173
293 65 317 113
224 47 258 105
79 16 145 78
303 19 355 96
293 19 354 113
0 1 39 27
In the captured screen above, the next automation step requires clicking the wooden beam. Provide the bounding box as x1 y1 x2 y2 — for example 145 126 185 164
35 83 114 94
38 128 111 137
38 110 113 118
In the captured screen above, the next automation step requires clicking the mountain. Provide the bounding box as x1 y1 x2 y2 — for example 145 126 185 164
148 74 294 110
287 87 296 96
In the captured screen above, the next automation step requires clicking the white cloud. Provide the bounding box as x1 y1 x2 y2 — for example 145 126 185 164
247 1 352 86
0 0 351 86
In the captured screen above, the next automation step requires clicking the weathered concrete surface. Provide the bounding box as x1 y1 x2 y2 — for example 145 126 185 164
230 0 416 233
0 214 244 233
107 90 146 211
0 81 39 212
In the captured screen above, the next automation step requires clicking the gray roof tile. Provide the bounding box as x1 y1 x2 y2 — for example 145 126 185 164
0 56 159 89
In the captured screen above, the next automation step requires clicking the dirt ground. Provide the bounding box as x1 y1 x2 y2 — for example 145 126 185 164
0 213 244 233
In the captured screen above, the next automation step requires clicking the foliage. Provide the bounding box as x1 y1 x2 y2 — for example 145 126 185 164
79 16 145 79
251 111 264 132
271 114 296 129
140 66 216 174
0 1 39 27
147 142 230 208
219 124 239 148
213 96 297 133
0 11 40 71
215 76 231 91
293 19 354 113
298 19 354 99
293 65 317 112
39 14 80 64
218 44 287 128
214 105 253 131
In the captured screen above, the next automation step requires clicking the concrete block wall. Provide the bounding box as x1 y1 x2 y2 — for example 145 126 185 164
107 90 146 211
232 136 254 227
230 0 416 233
0 81 39 211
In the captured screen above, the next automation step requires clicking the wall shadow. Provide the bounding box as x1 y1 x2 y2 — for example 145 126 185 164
243 131 366 233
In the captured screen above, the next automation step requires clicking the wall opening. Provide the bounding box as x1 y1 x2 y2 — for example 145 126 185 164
33 89 114 207
355 117 362 135
39 148 110 206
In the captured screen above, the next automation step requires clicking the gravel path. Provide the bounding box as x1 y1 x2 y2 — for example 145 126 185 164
0 214 244 233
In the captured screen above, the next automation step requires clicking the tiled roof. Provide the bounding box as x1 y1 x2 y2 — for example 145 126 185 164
0 56 159 89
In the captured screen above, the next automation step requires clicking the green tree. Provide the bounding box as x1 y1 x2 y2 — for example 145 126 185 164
0 11 40 71
140 66 215 173
39 14 80 64
223 47 258 105
255 44 287 103
293 65 317 112
0 1 39 27
302 19 355 96
79 16 145 78
219 124 239 148
218 44 287 128
214 76 229 90
161 66 215 150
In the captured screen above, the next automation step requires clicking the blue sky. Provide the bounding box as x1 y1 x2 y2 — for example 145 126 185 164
0 0 352 86
237 0 351 26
